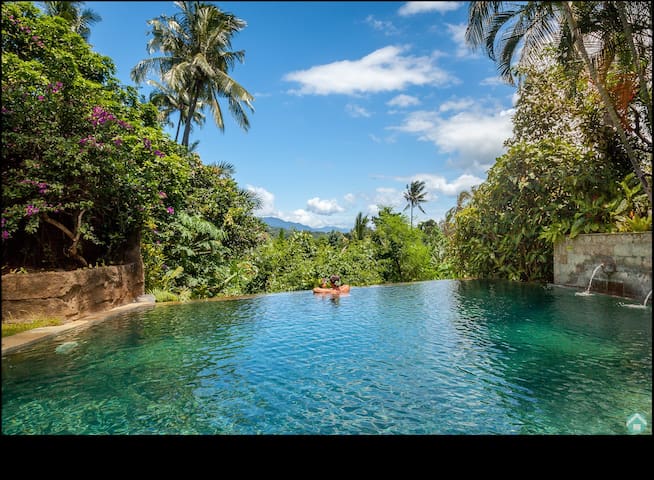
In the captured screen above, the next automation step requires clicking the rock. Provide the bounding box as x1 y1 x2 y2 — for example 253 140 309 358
136 294 156 303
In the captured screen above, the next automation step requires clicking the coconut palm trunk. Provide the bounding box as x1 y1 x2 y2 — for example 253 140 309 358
561 2 651 204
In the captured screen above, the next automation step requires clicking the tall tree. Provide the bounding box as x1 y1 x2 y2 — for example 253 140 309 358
403 180 428 228
131 1 254 148
148 79 206 142
465 1 652 205
42 1 101 41
352 212 369 241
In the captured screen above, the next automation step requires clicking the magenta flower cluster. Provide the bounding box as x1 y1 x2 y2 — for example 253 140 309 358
89 106 116 127
48 82 63 94
79 135 102 148
20 179 48 194
26 205 39 216
166 206 175 215
7 15 45 48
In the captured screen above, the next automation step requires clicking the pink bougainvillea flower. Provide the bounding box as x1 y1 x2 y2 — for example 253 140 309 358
26 205 39 216
166 206 175 215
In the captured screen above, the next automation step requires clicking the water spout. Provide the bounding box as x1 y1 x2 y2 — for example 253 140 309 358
619 289 652 309
576 263 603 296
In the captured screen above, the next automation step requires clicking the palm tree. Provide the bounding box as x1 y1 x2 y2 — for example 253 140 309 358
403 180 428 228
42 1 101 41
148 79 206 143
131 1 254 148
352 212 369 241
465 1 651 205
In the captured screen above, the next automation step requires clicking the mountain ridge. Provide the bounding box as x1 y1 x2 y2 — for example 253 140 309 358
259 216 350 234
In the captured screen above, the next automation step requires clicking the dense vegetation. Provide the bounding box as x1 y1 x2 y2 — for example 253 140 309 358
1 1 651 303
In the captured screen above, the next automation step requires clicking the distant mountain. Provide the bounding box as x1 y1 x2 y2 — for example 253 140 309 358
259 216 350 234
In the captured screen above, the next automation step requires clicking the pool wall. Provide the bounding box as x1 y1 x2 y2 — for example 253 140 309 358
554 232 652 299
1 262 144 324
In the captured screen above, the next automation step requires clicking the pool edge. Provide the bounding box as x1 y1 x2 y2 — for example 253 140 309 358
2 301 156 356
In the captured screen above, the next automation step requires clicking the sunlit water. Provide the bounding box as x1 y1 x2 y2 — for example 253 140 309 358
2 280 651 435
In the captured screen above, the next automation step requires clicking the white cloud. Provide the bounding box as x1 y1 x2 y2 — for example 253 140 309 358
346 103 372 118
480 76 507 87
247 185 278 217
344 193 357 204
439 98 475 112
398 2 462 16
367 204 381 216
283 45 456 96
399 173 484 196
445 23 476 58
387 94 421 107
306 197 345 215
511 91 520 105
388 103 514 172
373 187 404 209
364 15 399 36
281 209 349 229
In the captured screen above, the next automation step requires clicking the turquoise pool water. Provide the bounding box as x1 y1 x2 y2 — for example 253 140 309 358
2 280 651 435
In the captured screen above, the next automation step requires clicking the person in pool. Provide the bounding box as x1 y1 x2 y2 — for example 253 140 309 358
328 275 350 293
313 275 350 294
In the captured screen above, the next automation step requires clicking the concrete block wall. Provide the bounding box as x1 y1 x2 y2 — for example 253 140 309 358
553 232 652 300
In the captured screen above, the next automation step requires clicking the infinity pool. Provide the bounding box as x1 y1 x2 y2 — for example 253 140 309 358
2 280 651 435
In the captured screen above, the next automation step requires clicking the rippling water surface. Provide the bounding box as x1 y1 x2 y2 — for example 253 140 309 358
2 280 651 435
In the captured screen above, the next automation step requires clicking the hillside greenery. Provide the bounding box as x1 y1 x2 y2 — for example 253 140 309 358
1 2 651 304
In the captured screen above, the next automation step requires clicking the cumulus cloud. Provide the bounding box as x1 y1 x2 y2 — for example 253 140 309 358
387 94 421 107
398 2 462 16
480 76 508 87
306 197 345 215
364 15 399 36
282 209 350 229
399 173 484 196
344 193 357 204
373 187 404 209
346 103 372 118
283 45 456 96
445 23 476 58
439 98 475 113
388 102 514 172
246 185 278 217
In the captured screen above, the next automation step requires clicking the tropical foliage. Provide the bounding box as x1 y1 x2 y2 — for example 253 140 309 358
1 2 265 297
403 180 428 228
2 1 187 268
444 51 649 282
2 1 651 305
466 1 652 205
42 1 101 41
130 1 254 147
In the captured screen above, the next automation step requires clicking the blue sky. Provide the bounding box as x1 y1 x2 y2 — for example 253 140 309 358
80 1 517 229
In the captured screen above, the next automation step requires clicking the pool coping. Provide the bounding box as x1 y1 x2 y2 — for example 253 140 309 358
1 300 156 356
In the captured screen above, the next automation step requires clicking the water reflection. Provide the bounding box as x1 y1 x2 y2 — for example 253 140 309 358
2 280 651 435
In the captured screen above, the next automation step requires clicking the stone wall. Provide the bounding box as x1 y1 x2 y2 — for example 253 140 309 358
553 232 652 299
2 262 144 323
